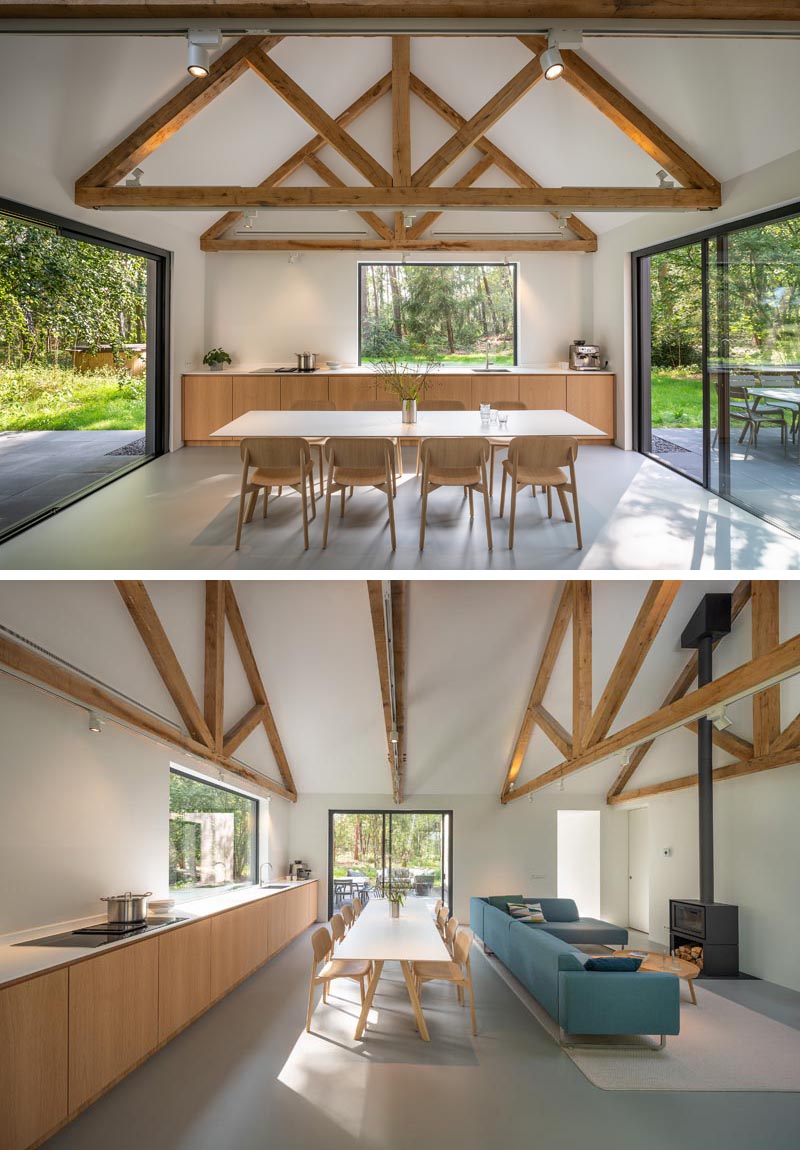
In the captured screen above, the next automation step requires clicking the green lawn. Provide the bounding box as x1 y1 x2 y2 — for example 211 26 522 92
0 365 145 431
650 371 703 428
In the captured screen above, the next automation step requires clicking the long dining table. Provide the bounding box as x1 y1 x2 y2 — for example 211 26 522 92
335 898 451 1042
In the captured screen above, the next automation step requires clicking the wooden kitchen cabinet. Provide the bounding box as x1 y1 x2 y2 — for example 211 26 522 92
232 374 281 420
519 375 568 410
280 375 329 409
0 970 68 1150
158 919 212 1043
266 890 289 958
182 374 232 443
329 375 376 409
210 900 266 999
566 374 616 439
68 938 158 1114
471 374 520 409
421 374 472 407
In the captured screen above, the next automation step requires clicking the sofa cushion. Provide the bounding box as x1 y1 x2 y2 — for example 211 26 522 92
584 957 643 972
521 918 629 946
508 901 546 922
533 898 579 922
487 894 524 911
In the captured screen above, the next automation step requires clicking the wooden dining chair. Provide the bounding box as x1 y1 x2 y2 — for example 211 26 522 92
444 916 460 957
434 899 443 917
322 438 397 551
483 400 526 496
413 928 477 1036
419 438 492 551
290 399 335 496
341 903 355 931
329 912 347 949
235 437 316 551
414 400 466 476
306 927 371 1032
500 436 582 550
435 904 449 939
354 400 404 475
352 896 362 918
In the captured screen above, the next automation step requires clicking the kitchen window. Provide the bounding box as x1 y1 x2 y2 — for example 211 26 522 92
169 768 258 899
359 262 517 365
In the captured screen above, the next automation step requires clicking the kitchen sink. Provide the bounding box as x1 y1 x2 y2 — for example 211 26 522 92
261 882 294 889
471 367 511 372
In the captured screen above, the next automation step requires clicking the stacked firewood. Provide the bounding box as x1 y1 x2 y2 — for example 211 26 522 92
674 944 703 969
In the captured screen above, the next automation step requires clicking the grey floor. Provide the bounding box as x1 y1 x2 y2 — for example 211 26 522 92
0 430 143 534
2 443 800 571
43 927 800 1150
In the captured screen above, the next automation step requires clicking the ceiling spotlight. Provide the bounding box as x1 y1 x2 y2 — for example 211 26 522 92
88 711 103 734
507 780 516 792
125 167 143 188
187 29 221 79
401 252 408 265
528 792 534 804
540 44 564 81
287 252 302 265
620 747 632 767
404 213 416 228
559 774 565 792
556 213 571 232
242 211 257 231
390 727 399 744
657 168 675 189
707 705 732 731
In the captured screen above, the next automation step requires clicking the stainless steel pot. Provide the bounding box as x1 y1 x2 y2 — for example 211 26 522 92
101 891 152 923
295 352 317 372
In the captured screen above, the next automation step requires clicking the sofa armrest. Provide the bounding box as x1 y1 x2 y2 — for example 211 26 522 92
558 971 681 1037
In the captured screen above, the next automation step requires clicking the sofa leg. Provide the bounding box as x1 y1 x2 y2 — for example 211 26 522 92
559 1027 667 1052
483 943 495 956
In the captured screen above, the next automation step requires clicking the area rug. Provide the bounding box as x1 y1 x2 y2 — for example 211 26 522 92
477 948 800 1092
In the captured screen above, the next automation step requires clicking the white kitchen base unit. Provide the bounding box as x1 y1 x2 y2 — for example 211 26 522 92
0 881 317 1150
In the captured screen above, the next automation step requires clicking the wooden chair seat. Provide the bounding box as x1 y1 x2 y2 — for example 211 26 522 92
426 465 486 487
501 460 568 487
251 463 313 486
412 959 461 980
319 958 372 980
332 466 388 487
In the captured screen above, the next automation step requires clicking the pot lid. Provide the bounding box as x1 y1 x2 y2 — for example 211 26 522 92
101 891 153 900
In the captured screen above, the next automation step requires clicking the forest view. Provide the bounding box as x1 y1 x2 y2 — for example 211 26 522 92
169 771 257 895
332 811 444 888
360 262 516 365
0 213 149 430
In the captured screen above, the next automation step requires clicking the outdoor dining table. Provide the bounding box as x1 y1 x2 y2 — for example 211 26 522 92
335 897 451 1042
746 386 800 456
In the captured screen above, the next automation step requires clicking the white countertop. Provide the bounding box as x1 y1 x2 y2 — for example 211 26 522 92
188 363 612 377
0 879 316 989
212 408 605 439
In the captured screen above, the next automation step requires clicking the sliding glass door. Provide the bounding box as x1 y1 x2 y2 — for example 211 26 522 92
635 202 800 537
328 809 453 917
0 197 170 544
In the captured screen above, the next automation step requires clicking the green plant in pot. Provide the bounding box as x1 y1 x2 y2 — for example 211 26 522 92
203 347 232 372
386 883 410 919
369 339 440 424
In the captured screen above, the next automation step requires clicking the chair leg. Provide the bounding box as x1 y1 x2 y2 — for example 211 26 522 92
234 483 249 551
480 461 493 551
489 443 496 497
415 442 422 481
546 485 553 518
322 982 328 1004
556 486 573 523
468 486 474 518
509 479 517 550
245 489 259 524
316 444 324 497
386 485 397 551
262 487 268 518
419 475 429 551
572 487 583 550
340 486 346 518
322 473 334 550
300 476 309 551
499 467 507 517
467 974 477 1036
306 974 317 1033
396 440 404 477
308 470 317 520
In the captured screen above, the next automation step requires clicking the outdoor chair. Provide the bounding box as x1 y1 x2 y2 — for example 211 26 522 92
234 437 315 551
711 382 787 452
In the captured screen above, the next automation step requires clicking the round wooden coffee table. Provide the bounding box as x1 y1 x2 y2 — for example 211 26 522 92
617 950 700 1004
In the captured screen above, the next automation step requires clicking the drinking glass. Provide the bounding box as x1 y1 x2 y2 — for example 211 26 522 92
479 402 491 424
498 411 509 427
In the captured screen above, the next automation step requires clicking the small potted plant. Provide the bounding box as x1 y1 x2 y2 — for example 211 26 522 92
386 883 409 919
203 347 232 372
370 340 439 423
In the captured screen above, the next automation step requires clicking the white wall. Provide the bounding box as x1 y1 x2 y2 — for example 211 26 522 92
287 791 629 927
203 250 593 368
0 673 290 937
557 810 601 919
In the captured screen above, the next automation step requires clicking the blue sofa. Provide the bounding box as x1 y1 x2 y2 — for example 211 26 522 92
471 894 629 947
470 896 680 1048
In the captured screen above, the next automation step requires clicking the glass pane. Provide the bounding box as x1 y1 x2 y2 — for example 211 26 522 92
0 209 156 541
359 263 517 366
708 215 800 536
643 244 704 481
331 812 383 908
388 812 444 912
169 771 257 900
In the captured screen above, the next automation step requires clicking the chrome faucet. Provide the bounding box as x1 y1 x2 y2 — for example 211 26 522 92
259 860 273 887
485 347 491 370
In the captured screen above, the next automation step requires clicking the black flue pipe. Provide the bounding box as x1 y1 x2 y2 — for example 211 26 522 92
697 636 714 905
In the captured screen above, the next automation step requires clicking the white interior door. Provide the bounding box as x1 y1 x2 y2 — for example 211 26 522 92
627 807 650 935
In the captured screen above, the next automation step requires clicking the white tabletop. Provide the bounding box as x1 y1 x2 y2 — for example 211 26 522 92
336 899 450 963
211 408 605 440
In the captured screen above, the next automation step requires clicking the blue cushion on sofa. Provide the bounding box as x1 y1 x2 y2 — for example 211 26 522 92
584 957 643 972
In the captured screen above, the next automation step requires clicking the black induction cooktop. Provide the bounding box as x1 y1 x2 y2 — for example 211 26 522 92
14 916 185 949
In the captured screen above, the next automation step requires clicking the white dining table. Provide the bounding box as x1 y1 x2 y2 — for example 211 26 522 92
335 898 451 1042
211 408 605 441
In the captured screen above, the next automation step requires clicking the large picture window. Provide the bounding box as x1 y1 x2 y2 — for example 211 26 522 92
359 262 517 365
634 202 800 537
169 769 258 899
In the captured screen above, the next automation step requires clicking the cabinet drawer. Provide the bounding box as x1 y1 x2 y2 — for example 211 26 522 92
182 375 232 440
232 375 281 419
158 919 212 1042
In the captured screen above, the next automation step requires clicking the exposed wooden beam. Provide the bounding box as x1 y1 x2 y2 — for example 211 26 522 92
76 36 278 189
584 581 680 748
391 581 408 805
0 629 294 800
607 744 800 806
223 702 269 759
79 185 720 211
406 154 494 241
533 704 573 761
502 583 573 798
224 584 297 797
246 47 392 187
202 236 595 252
519 36 720 193
204 581 226 753
201 71 392 244
304 153 395 242
412 58 543 188
606 580 751 798
572 582 592 757
392 35 411 245
684 720 754 762
116 581 213 748
752 581 781 756
505 623 800 803
367 581 402 803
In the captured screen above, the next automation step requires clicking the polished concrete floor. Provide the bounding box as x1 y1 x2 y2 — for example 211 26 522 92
43 927 800 1150
2 443 799 571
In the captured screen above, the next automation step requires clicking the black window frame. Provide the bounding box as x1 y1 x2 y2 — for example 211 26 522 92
169 766 259 895
0 195 171 546
632 197 800 538
357 260 519 366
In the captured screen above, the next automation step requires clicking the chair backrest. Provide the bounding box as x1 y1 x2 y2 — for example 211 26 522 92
240 437 311 469
765 374 796 388
730 373 758 388
355 400 401 411
445 916 459 950
507 436 578 472
434 899 443 915
291 400 336 410
325 437 395 473
454 927 473 967
479 399 526 410
419 400 465 411
421 437 489 470
352 896 362 918
341 903 355 928
436 905 449 931
728 385 753 408
329 913 346 946
311 926 333 965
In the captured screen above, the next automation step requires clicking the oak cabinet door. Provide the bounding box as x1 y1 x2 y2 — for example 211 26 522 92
0 970 68 1150
566 374 615 437
280 376 329 410
518 375 567 410
422 375 472 408
470 375 520 409
210 902 265 999
232 375 281 418
68 939 159 1114
182 375 232 440
158 919 212 1042
266 892 289 957
329 376 376 410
